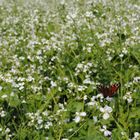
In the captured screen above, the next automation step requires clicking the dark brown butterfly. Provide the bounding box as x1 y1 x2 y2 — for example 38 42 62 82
97 83 120 97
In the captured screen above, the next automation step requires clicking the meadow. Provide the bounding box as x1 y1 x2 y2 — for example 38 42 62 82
0 0 140 139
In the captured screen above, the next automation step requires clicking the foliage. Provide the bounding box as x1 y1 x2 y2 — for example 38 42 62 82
0 0 140 139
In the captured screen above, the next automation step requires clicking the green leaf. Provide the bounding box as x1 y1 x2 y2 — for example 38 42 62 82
9 95 21 107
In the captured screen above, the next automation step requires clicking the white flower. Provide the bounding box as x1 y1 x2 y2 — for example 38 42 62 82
122 48 128 54
130 132 140 140
108 56 112 61
83 78 91 84
77 85 87 91
5 128 10 133
93 116 98 123
42 111 48 116
76 63 83 69
87 96 97 106
85 11 93 18
100 105 112 113
87 102 95 106
50 81 57 87
27 76 34 82
83 95 87 100
0 110 6 117
134 132 139 138
1 94 8 99
121 131 126 136
44 122 53 129
133 77 140 83
103 113 110 120
10 92 15 96
37 118 43 124
119 53 124 58
80 112 86 117
74 116 81 123
100 105 112 120
104 130 112 137
96 94 104 99
22 100 26 103
87 47 91 53
106 97 113 102
74 112 86 123
100 125 112 137
123 92 133 103
91 96 96 101
127 98 133 103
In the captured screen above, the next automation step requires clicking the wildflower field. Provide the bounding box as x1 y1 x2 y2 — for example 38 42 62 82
0 0 140 139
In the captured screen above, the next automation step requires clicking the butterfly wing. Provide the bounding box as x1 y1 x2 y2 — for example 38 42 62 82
97 85 110 97
108 83 120 97
97 83 120 97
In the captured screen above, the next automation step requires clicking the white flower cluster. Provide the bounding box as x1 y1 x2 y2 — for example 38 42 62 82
129 132 140 140
100 125 112 137
100 105 113 120
0 108 7 117
123 92 133 103
26 110 53 130
75 62 93 76
119 47 128 58
73 112 87 123
133 77 140 83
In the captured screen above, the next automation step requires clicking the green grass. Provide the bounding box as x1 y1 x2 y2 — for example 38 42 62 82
0 0 140 139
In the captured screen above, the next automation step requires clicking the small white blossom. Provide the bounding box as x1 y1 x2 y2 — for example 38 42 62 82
83 95 87 100
0 110 6 117
85 11 93 18
104 130 112 137
93 116 98 123
106 97 113 102
10 92 15 96
22 100 26 103
100 125 112 137
87 102 96 106
123 92 133 103
5 128 10 133
130 132 140 140
80 112 86 117
50 81 57 87
119 53 124 58
134 132 140 138
44 122 53 129
87 96 97 106
121 131 126 136
83 78 91 84
73 116 81 123
133 77 140 83
74 111 86 123
42 111 48 116
77 85 87 91
122 48 128 54
103 113 110 120
1 94 8 99
100 105 112 120
37 118 43 124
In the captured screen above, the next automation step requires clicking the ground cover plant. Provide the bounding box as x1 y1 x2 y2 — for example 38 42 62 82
0 0 140 139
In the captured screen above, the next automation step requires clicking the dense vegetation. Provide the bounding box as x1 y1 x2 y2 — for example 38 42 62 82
0 0 140 139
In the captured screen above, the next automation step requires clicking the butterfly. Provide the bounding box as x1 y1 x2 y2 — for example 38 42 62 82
97 83 120 97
